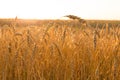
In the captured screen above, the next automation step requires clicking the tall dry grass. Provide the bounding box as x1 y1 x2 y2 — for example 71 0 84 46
0 20 120 80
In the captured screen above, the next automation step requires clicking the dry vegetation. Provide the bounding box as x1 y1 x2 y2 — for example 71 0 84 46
0 18 120 80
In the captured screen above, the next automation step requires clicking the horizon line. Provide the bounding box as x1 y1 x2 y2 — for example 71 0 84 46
0 17 120 21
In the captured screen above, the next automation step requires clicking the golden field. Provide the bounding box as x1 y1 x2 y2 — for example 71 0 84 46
0 19 120 80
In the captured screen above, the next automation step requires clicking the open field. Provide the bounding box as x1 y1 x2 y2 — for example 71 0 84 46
0 19 120 80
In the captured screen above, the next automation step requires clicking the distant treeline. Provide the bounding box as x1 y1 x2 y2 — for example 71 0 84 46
0 19 120 28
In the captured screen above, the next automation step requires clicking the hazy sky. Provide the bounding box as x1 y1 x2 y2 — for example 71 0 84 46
0 0 120 20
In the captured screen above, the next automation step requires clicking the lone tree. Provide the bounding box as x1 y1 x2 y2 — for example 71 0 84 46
64 15 81 20
64 15 87 25
64 15 86 25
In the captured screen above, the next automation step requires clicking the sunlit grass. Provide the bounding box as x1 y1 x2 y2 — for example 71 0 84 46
0 19 120 80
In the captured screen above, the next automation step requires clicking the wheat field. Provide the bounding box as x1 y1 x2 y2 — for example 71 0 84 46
0 19 120 80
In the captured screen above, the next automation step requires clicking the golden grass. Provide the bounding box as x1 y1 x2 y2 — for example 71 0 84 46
0 19 120 80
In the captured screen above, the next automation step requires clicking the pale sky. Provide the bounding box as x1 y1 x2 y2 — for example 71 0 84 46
0 0 120 20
